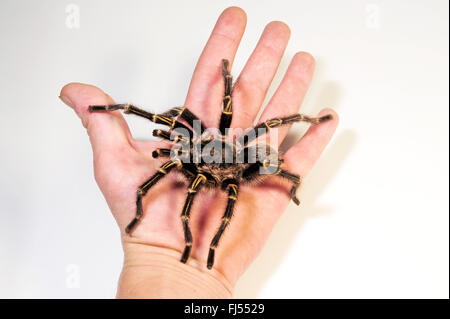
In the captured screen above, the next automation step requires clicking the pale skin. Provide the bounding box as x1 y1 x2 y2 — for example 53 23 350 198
59 7 339 298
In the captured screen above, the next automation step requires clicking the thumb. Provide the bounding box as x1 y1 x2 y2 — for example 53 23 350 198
59 82 131 154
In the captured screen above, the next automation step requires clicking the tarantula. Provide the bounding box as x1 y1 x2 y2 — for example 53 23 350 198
88 59 331 269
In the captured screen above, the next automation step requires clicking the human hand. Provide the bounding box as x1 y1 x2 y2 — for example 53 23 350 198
59 7 338 298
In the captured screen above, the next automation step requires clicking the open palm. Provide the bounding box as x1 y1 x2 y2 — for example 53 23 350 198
60 7 338 292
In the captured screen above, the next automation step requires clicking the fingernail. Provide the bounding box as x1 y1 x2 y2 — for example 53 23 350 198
59 95 74 108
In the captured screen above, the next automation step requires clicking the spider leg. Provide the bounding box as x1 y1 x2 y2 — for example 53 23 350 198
241 113 333 146
160 106 186 118
276 169 302 205
151 148 171 158
125 159 182 234
152 148 189 158
242 161 302 205
160 107 206 134
176 107 206 133
207 182 239 269
152 129 191 144
88 104 192 132
219 59 233 135
180 173 207 264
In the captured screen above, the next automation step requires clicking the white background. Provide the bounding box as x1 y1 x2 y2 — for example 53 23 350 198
0 0 448 298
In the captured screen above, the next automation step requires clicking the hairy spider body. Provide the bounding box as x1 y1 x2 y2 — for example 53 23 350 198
89 59 331 269
160 135 281 187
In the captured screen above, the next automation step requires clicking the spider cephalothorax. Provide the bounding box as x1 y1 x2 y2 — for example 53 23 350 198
88 59 331 269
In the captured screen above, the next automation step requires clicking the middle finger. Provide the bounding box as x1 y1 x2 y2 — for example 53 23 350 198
231 21 290 129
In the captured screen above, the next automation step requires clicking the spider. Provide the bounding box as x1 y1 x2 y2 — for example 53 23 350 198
88 59 332 269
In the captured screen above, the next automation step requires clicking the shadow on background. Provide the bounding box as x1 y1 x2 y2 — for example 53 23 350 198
235 129 356 297
234 62 357 296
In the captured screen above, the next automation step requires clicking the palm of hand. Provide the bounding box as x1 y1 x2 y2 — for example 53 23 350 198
60 7 338 286
95 132 297 285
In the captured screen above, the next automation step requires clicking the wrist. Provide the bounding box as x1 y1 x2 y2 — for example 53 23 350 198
117 242 233 298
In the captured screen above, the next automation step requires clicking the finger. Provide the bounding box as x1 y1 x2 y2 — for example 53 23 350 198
185 6 246 128
258 52 315 145
231 21 290 129
59 82 132 154
283 108 339 176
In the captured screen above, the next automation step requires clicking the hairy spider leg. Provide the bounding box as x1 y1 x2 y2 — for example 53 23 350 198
160 106 186 118
160 107 207 134
88 104 204 134
219 59 233 135
180 174 207 263
240 113 333 146
125 159 182 234
207 182 239 269
242 160 302 205
277 169 302 205
152 147 190 159
152 129 191 143
151 148 172 158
